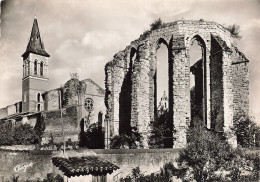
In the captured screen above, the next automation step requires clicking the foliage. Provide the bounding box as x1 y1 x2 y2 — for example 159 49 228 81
34 113 46 144
232 112 260 148
149 110 176 148
110 127 143 149
0 121 14 145
177 123 260 182
120 163 187 182
0 113 45 146
224 152 260 182
177 126 235 181
13 123 39 145
42 173 63 182
150 18 163 31
0 121 40 146
140 18 165 40
226 24 242 39
12 175 19 182
79 121 105 149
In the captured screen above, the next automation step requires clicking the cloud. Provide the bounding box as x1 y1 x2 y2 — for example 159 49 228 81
1 0 260 122
82 31 122 50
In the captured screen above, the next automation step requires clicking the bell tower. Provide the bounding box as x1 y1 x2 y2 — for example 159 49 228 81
22 18 50 112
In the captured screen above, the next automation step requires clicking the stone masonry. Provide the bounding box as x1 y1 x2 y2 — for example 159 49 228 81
105 19 249 148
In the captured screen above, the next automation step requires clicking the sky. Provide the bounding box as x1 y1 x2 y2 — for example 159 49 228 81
0 0 260 122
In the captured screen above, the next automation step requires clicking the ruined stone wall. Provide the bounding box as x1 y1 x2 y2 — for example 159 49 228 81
210 37 224 132
231 47 249 122
105 20 249 148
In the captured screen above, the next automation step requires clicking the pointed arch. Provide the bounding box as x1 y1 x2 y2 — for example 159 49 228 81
189 34 207 126
37 92 41 102
40 62 44 76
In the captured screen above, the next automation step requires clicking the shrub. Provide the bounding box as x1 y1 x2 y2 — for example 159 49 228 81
110 127 143 149
149 110 176 148
120 163 187 182
79 121 105 149
177 123 260 182
177 126 236 181
0 120 14 145
232 111 259 148
225 24 242 39
150 18 163 31
13 123 39 145
0 113 45 146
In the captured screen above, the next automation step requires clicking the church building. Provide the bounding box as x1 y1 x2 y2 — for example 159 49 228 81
0 18 106 145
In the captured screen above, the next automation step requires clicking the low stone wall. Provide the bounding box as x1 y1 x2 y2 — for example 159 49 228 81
0 150 60 182
0 148 180 181
2 148 258 181
95 149 181 181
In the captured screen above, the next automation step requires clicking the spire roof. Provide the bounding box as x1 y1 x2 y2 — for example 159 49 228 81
22 18 50 58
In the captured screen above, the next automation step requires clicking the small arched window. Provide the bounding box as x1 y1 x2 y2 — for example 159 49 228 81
34 60 37 75
37 93 41 102
25 61 28 76
37 104 41 111
40 62 43 76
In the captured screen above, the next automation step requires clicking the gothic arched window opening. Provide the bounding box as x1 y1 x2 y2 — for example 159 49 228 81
40 62 43 76
37 104 41 111
34 60 38 75
37 93 41 102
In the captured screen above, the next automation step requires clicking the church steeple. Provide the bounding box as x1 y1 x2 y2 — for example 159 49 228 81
22 18 50 58
22 18 50 113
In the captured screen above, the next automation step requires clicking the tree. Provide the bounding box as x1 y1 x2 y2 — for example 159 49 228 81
149 110 176 148
79 121 105 149
110 127 143 149
13 123 39 145
0 120 14 145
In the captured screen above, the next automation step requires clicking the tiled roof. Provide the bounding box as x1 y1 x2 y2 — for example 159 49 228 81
22 18 50 58
52 156 119 177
